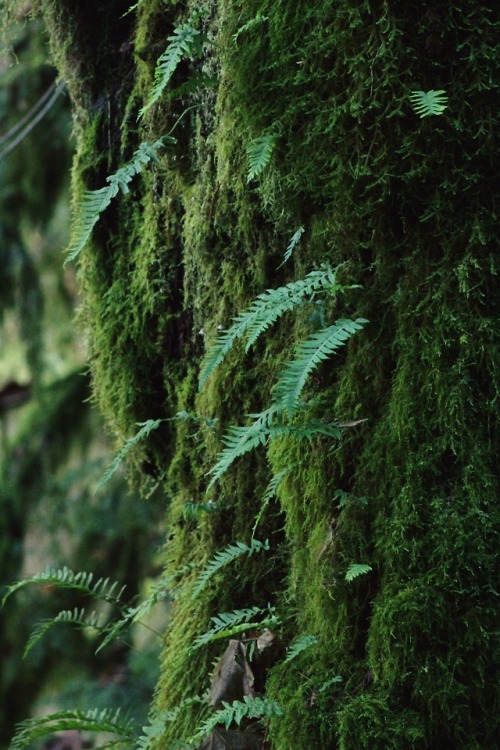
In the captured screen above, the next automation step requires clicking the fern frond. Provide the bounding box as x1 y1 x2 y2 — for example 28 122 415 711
409 89 448 118
140 26 206 116
247 135 277 182
95 418 165 493
273 318 368 415
345 563 372 582
283 634 318 665
190 606 277 651
25 608 103 657
252 465 294 538
233 14 268 43
2 567 125 608
199 266 338 389
10 708 135 750
191 696 283 742
192 539 269 598
137 701 202 750
277 225 305 269
66 138 168 264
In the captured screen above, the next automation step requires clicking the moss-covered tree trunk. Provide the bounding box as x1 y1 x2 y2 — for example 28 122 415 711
38 1 499 747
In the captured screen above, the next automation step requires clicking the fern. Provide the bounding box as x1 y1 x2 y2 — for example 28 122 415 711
140 25 207 117
233 14 268 43
247 135 277 182
25 607 104 657
2 567 125 608
95 418 165 493
190 606 277 651
277 225 305 269
192 539 269 598
273 318 368 415
199 266 339 389
137 701 203 750
252 466 293 538
66 138 169 264
345 563 372 582
190 696 283 742
10 708 135 750
409 89 448 118
283 634 318 665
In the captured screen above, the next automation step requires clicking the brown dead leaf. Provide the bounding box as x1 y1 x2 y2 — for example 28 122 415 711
209 640 255 708
256 628 276 651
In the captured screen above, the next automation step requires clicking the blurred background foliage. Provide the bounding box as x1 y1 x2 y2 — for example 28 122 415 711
0 3 166 746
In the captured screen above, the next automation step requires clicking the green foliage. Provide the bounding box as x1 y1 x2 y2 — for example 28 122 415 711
283 635 318 665
345 563 372 582
140 25 207 117
192 539 270 598
190 606 277 651
277 226 305 269
409 90 448 118
233 14 269 44
66 139 170 264
95 419 166 493
10 708 135 750
24 607 103 657
190 696 283 742
247 135 278 182
2 567 125 608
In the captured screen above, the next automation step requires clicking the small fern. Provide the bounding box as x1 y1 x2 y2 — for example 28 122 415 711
95 418 165 493
140 25 207 117
66 138 169 264
25 607 104 657
10 708 135 750
247 134 277 182
190 696 283 743
233 14 269 43
190 606 277 651
2 567 125 608
277 225 305 269
252 465 293 538
345 563 372 582
192 539 269 598
199 266 340 389
409 89 448 118
283 634 318 665
273 318 368 416
137 700 203 750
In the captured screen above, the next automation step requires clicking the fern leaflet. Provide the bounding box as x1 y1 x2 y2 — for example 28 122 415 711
190 696 283 742
192 539 269 598
273 318 368 415
283 634 318 665
190 606 277 651
95 418 165 493
247 135 277 182
10 708 135 750
25 608 104 657
409 89 448 118
2 567 125 608
252 465 294 538
345 563 372 582
140 25 207 116
233 14 268 43
199 266 338 389
66 138 169 263
277 225 305 269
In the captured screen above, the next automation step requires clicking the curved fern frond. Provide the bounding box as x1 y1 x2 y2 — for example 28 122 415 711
247 135 277 182
137 701 203 750
10 708 135 750
140 25 207 117
252 465 294 538
233 14 268 43
66 138 169 264
190 696 283 742
199 266 339 390
190 606 277 651
409 89 448 118
283 634 318 665
2 567 125 608
273 318 368 415
345 563 372 582
277 225 305 269
192 539 269 598
25 607 104 657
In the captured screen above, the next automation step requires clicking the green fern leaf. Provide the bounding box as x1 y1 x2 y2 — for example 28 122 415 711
95 418 165 493
66 138 168 264
140 25 206 116
2 567 125 608
191 696 283 742
409 89 448 118
233 14 268 43
25 608 103 657
273 318 368 415
345 563 372 582
190 606 276 651
10 708 135 750
283 634 318 664
252 465 294 538
192 538 269 598
277 225 305 269
199 266 338 390
247 134 277 182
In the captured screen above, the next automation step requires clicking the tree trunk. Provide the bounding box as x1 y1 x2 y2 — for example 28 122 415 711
39 1 499 748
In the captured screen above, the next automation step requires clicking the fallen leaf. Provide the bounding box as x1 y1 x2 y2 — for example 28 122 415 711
209 640 255 708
